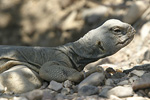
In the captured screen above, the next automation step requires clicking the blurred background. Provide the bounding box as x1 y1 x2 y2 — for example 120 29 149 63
0 0 149 47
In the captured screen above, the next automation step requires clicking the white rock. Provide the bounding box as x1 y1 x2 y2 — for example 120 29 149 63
48 80 63 91
0 65 42 93
78 72 105 89
13 97 28 100
107 85 133 98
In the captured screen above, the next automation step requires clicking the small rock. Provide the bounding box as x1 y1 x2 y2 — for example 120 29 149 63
13 97 28 100
48 80 63 91
0 98 8 100
111 72 126 79
136 90 147 97
61 88 70 95
109 95 122 100
56 93 65 100
107 86 133 98
105 79 114 86
63 80 72 88
140 21 150 41
129 76 139 84
22 89 43 100
42 90 55 100
0 83 5 93
78 72 105 89
99 86 113 98
126 97 149 100
148 92 150 97
117 80 129 86
130 70 145 77
78 85 99 96
133 72 150 90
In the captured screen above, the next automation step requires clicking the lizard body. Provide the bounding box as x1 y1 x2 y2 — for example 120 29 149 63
0 19 135 93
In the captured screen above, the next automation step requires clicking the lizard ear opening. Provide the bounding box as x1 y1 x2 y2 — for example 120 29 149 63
96 41 105 52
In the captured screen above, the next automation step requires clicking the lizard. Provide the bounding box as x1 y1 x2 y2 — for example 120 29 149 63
0 19 135 93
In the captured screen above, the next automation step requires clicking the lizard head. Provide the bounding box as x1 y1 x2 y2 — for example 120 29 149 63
95 19 135 55
72 19 135 59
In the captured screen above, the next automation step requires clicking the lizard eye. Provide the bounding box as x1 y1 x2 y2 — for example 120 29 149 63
113 27 121 33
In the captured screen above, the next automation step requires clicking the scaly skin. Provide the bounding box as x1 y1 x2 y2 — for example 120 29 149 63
0 19 135 93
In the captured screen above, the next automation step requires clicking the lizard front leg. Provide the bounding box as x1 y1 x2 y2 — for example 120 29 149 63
39 61 84 83
39 61 104 83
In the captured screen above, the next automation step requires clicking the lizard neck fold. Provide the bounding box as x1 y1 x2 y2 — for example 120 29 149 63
58 31 109 71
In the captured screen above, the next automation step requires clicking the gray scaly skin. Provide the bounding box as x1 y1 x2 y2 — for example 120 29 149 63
0 19 135 90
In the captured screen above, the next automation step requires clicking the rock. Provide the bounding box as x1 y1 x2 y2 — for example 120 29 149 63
130 70 145 77
117 80 129 86
63 80 72 88
0 83 5 93
143 50 150 61
129 76 139 84
123 0 149 24
13 97 28 100
40 81 49 89
78 85 99 96
136 90 147 97
48 80 63 91
23 89 43 100
99 86 113 98
78 72 105 89
126 97 149 100
42 90 55 100
140 21 150 41
107 86 134 98
82 5 111 23
105 79 114 86
109 95 122 100
55 93 66 100
0 65 42 93
111 72 126 79
73 95 100 100
132 72 150 90
61 88 70 95
0 98 8 100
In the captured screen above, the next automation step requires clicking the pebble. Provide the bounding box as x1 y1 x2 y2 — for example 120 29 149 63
78 72 105 89
126 97 149 100
107 86 133 98
140 21 150 41
0 83 5 93
42 90 55 100
61 88 70 95
117 80 129 86
99 86 113 98
129 76 139 84
23 89 43 100
78 85 99 96
105 79 114 86
111 72 126 79
48 80 63 91
0 98 8 100
63 80 72 88
132 72 150 90
13 97 28 100
130 70 145 77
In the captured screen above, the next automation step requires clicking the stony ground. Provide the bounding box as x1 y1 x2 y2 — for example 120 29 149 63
0 0 150 100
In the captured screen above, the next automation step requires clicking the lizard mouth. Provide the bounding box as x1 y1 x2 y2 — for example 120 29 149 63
116 27 135 45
